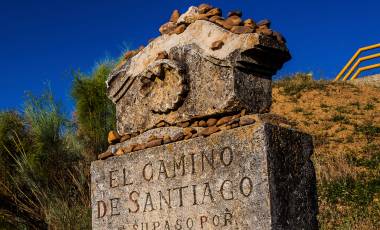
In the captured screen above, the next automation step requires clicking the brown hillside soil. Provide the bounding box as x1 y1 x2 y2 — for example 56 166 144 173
272 75 380 230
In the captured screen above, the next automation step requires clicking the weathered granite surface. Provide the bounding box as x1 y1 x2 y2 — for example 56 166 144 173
91 123 318 229
106 20 290 135
94 5 317 229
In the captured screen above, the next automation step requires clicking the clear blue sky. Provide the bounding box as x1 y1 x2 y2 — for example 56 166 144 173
1 0 380 111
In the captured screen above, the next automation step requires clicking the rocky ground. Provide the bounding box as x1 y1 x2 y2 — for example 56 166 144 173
272 74 380 229
352 74 380 87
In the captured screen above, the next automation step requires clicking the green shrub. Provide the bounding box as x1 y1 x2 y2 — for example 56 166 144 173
71 62 116 159
0 91 90 229
331 114 348 123
0 61 117 229
274 73 329 96
364 103 375 110
346 145 380 169
320 103 329 108
320 176 380 206
292 107 304 113
24 91 82 181
335 106 350 114
0 111 28 179
350 101 361 110
355 123 380 143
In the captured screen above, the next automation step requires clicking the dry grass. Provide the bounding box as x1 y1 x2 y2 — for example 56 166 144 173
272 75 380 229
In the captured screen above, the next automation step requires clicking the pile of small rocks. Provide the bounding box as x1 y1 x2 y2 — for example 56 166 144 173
115 3 286 70
99 110 256 160
159 4 286 43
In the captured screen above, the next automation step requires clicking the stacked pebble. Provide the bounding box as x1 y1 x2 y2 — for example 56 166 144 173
98 110 257 160
159 4 286 44
115 3 286 69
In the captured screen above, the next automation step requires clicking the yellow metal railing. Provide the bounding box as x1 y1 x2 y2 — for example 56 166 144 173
350 63 380 80
334 43 380 81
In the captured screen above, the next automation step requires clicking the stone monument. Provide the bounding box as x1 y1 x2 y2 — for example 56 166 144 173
92 4 318 229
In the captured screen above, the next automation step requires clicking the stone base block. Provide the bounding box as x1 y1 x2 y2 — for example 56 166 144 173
91 122 318 229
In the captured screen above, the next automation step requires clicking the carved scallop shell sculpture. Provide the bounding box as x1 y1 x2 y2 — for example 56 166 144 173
139 60 188 114
106 20 291 135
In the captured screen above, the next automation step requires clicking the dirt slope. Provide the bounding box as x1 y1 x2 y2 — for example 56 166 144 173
272 74 380 229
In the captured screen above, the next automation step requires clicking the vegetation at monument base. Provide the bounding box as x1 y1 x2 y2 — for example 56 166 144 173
0 62 114 229
0 71 379 229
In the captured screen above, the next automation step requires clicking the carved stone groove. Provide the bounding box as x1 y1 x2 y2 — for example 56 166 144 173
139 60 188 114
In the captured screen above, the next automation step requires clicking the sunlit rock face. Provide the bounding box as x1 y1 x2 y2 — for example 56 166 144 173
91 123 318 230
106 20 290 135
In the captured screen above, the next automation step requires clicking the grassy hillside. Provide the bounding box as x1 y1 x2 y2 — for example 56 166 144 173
272 74 380 229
